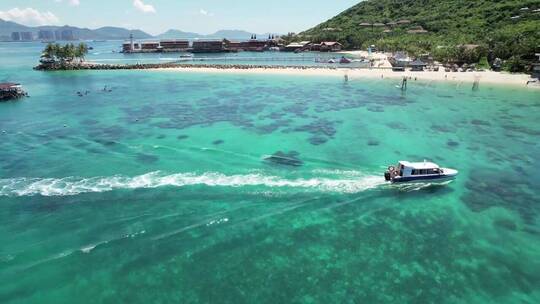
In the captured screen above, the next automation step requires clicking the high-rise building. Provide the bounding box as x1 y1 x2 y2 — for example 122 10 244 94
11 32 21 41
20 32 33 41
61 30 75 41
38 30 55 41
54 29 75 41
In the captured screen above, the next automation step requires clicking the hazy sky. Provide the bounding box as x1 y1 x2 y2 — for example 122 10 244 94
0 0 360 35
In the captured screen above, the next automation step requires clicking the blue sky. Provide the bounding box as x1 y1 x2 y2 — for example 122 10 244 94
0 0 360 35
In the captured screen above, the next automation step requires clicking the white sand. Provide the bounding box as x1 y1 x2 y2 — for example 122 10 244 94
155 66 537 88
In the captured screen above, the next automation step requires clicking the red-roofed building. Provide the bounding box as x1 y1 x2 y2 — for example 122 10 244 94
320 41 343 52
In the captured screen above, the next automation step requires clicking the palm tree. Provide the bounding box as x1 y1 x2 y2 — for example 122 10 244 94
62 44 76 62
76 43 89 62
43 43 56 59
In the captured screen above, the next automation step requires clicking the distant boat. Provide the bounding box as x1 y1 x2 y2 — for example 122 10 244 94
179 54 194 61
384 161 458 183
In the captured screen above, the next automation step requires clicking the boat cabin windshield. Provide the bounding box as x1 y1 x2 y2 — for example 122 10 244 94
411 168 442 175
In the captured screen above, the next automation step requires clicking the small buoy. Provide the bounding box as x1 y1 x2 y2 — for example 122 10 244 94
2 130 6 134
63 124 67 128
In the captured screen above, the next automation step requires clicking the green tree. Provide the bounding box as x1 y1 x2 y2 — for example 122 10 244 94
76 43 89 62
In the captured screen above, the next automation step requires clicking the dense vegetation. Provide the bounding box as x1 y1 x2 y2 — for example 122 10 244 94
299 0 540 71
40 43 89 64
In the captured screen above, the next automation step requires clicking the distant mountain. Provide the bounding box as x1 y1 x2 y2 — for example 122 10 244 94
92 27 152 40
207 30 255 40
156 29 203 39
0 19 32 35
156 29 280 40
0 18 279 42
0 18 152 40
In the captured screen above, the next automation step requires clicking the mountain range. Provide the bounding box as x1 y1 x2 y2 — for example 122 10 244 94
0 19 277 41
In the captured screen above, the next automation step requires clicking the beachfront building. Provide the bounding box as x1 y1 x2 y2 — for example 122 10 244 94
160 40 189 52
192 40 225 53
223 39 267 52
320 42 343 52
410 59 427 71
532 53 540 79
283 41 311 52
122 41 141 53
141 41 161 52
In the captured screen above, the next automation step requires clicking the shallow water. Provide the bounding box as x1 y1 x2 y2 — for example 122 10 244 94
1 42 540 303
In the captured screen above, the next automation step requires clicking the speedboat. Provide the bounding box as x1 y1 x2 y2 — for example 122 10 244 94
384 160 458 183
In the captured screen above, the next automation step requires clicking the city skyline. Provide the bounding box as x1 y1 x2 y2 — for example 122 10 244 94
0 0 361 35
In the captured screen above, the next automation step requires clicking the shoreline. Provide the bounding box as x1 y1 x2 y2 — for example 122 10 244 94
34 62 538 88
153 66 537 88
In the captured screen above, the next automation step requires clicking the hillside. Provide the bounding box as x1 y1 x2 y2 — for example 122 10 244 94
302 0 540 66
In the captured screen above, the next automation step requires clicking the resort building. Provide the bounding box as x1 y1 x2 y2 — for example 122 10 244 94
223 39 267 52
389 52 412 67
319 41 342 52
532 53 540 79
159 40 189 52
192 40 225 53
283 41 311 52
122 41 141 53
409 59 427 71
141 41 160 51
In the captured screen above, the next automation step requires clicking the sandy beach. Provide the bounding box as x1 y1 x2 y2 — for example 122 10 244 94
155 66 538 88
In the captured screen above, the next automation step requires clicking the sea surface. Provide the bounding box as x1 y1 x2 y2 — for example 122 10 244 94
0 42 539 303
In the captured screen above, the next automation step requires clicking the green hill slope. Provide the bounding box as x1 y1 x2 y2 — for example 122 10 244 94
301 0 539 68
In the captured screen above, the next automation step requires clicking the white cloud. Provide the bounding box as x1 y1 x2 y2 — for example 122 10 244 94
199 9 214 16
133 0 156 14
0 7 60 26
55 0 80 6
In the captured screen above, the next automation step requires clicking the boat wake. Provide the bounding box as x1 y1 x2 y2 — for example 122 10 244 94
389 180 454 192
0 171 386 197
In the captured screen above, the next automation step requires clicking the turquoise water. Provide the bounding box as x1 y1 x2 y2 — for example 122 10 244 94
1 42 539 303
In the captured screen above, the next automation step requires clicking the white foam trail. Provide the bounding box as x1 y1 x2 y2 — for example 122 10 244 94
0 171 385 197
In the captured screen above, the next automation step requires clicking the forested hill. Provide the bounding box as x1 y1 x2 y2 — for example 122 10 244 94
301 0 539 66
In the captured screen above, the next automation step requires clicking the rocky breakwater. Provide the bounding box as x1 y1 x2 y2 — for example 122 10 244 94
0 83 27 101
34 62 333 71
